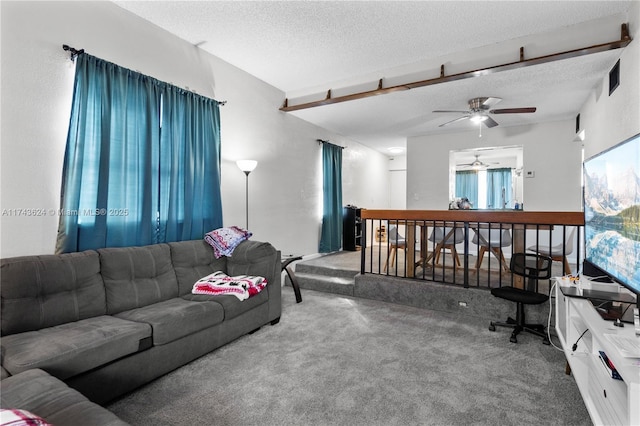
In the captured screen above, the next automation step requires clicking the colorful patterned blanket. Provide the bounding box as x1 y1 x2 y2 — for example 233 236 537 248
192 271 267 301
204 226 252 258
0 409 51 426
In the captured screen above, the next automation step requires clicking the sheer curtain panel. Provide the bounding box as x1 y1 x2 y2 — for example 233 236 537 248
487 168 513 209
455 171 479 209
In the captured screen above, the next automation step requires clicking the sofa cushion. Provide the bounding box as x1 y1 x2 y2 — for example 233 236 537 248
114 298 224 345
178 240 277 319
169 240 227 296
182 289 269 320
99 244 178 315
1 316 151 379
1 251 105 336
0 369 129 426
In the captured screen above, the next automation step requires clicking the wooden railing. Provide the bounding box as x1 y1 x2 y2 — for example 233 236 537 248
360 210 584 292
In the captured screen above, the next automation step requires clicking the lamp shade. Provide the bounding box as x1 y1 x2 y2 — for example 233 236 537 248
236 160 258 173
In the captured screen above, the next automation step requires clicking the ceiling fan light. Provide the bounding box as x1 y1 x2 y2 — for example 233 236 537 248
470 114 488 123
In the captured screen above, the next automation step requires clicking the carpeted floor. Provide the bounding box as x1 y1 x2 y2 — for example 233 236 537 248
107 288 591 426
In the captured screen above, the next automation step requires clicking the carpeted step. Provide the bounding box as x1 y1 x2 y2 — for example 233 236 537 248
294 262 359 280
286 271 354 296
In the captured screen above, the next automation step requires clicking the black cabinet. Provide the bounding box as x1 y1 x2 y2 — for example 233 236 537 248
343 206 362 251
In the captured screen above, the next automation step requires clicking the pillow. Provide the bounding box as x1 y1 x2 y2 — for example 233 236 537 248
192 271 267 301
204 226 252 258
0 409 51 426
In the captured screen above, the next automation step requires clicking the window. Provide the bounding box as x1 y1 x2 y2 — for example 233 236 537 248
56 54 223 253
455 168 513 209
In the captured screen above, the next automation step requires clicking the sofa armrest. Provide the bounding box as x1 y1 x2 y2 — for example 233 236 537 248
0 369 129 426
226 240 281 322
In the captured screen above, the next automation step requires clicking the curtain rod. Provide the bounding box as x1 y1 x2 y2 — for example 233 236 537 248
317 139 345 149
62 44 84 62
61 44 227 106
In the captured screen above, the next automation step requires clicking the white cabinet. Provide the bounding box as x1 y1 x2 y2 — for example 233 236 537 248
555 282 640 425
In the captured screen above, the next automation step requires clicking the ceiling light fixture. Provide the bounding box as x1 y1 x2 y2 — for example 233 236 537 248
470 114 488 123
387 147 405 154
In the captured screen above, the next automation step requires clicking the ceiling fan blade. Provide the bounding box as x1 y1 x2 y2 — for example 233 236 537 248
483 116 499 128
432 110 469 114
481 97 502 108
490 107 537 114
438 116 470 127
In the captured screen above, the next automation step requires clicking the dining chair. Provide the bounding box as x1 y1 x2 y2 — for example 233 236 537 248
384 225 407 272
427 226 465 268
472 228 512 271
527 227 576 275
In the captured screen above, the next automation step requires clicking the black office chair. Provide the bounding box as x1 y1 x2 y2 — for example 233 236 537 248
489 253 552 344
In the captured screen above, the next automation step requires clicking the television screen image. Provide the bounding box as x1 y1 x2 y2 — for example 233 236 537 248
583 133 640 297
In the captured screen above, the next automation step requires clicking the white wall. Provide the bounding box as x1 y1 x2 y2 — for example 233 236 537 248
388 154 407 209
405 2 640 214
0 1 389 258
406 119 583 211
579 1 640 158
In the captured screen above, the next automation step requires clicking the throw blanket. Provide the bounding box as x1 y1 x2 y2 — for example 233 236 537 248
192 271 267 301
0 409 51 426
204 226 252 258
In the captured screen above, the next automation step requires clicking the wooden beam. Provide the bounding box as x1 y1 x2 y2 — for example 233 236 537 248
280 24 631 112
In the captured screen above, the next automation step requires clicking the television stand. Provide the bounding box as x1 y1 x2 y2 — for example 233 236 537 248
555 280 639 425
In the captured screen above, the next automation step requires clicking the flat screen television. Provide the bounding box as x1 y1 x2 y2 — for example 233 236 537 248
583 132 640 306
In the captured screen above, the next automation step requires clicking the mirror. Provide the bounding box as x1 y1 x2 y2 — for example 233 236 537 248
449 146 524 210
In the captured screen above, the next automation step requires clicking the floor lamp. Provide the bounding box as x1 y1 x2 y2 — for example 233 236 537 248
236 160 258 229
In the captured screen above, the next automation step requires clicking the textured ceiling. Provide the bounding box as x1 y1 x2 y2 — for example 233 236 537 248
114 1 635 154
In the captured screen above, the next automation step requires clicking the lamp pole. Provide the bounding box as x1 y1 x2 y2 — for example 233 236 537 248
243 170 250 229
236 160 258 230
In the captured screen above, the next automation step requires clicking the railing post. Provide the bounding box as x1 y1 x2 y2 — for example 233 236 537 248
360 219 366 275
463 221 469 288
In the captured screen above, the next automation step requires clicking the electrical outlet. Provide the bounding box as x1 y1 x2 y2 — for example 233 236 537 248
458 301 468 307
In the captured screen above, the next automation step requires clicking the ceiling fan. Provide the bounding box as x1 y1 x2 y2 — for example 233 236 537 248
433 97 536 128
457 154 498 170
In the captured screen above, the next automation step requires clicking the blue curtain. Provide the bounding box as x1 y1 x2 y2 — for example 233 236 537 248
319 142 343 253
455 171 478 208
159 86 222 243
486 168 512 209
56 54 222 253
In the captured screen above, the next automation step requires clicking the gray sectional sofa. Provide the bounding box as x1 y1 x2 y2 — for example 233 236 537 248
1 239 281 424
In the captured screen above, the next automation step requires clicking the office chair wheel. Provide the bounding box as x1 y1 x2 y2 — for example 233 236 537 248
510 333 518 344
543 336 551 345
489 322 496 332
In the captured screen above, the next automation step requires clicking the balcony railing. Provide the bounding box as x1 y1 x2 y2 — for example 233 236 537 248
360 210 584 293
